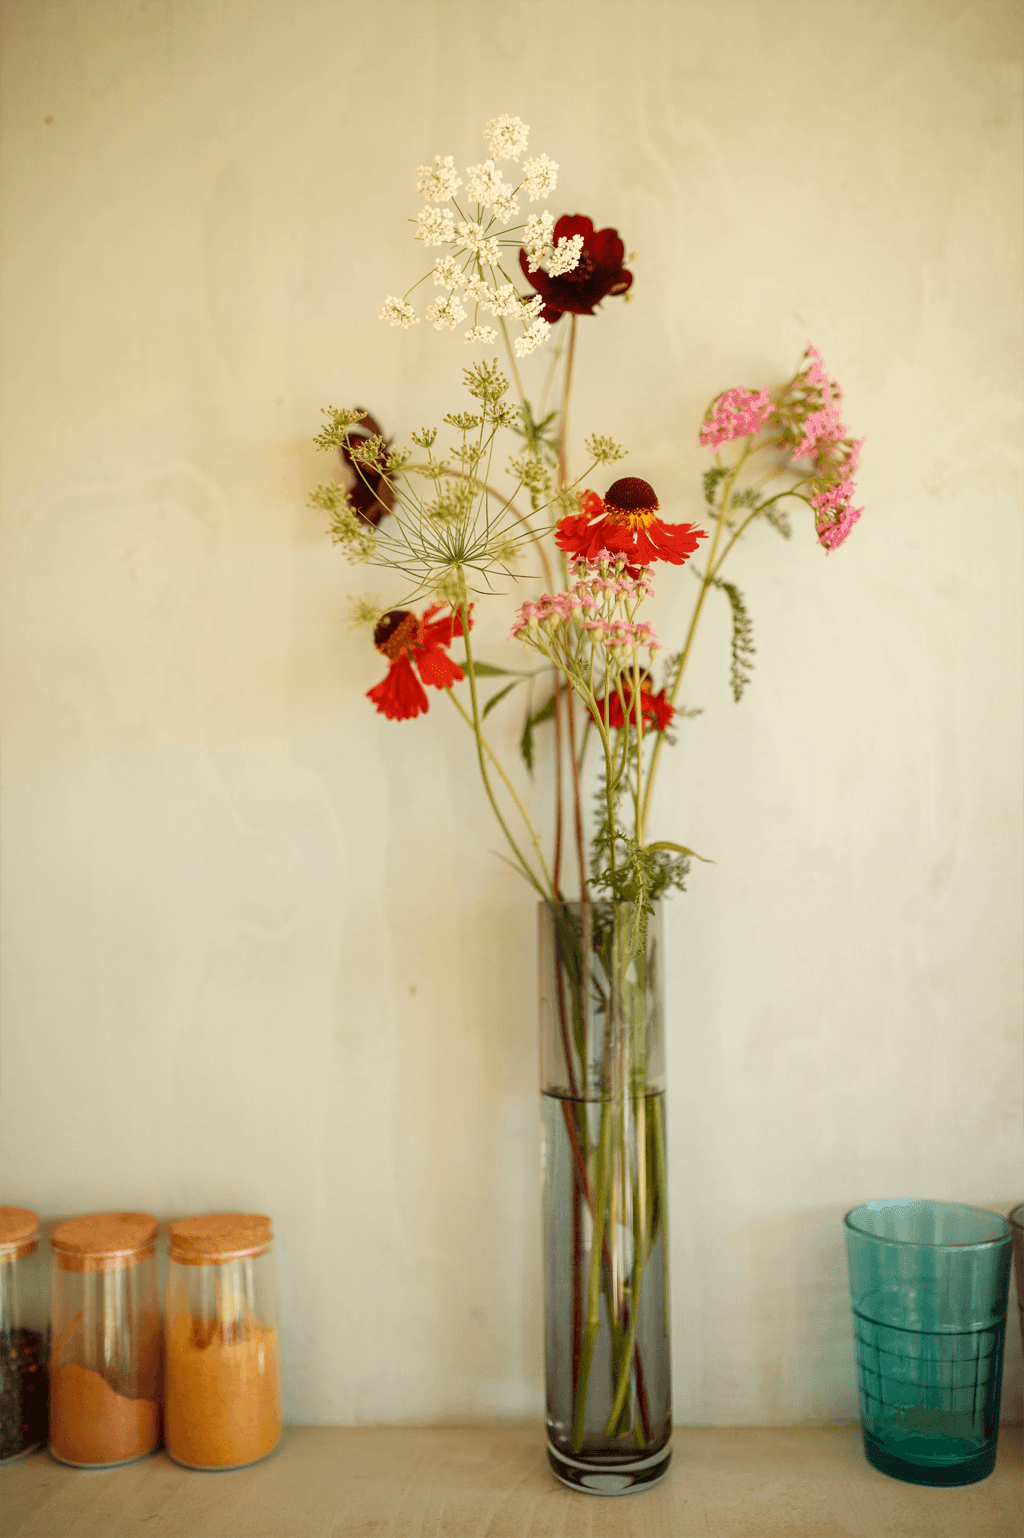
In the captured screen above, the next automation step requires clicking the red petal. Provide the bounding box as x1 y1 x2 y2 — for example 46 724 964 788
415 645 465 690
367 654 429 720
553 214 595 245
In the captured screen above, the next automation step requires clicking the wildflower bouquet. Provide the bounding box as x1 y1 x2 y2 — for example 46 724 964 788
311 113 863 1488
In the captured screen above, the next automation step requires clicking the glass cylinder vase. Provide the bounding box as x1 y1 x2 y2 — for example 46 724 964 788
539 900 671 1495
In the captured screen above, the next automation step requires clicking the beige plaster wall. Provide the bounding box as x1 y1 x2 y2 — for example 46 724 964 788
1 0 1021 1425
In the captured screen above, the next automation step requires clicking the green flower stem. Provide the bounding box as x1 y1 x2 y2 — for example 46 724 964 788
651 1094 670 1338
604 1093 650 1439
708 485 813 577
639 444 751 839
572 1098 612 1453
444 671 555 900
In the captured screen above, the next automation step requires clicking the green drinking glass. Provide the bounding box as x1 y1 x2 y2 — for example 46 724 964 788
844 1200 1012 1486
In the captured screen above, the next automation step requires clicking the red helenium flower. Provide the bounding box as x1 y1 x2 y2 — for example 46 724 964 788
555 478 706 567
594 674 674 734
367 604 471 721
519 215 633 324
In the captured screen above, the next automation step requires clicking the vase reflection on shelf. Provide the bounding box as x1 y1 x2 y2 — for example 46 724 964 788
539 901 671 1495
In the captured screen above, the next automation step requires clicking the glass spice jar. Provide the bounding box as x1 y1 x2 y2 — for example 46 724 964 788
164 1214 282 1469
0 1207 49 1463
48 1212 161 1467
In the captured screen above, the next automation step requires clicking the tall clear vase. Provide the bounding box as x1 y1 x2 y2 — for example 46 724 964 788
539 901 671 1495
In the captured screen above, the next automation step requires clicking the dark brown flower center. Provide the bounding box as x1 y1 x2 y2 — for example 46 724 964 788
604 477 660 513
374 610 417 659
561 250 596 285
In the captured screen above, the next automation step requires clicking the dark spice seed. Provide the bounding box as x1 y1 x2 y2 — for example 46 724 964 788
0 1327 48 1459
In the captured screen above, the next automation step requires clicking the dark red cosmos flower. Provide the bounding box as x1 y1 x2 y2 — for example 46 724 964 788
367 604 471 721
519 215 633 324
341 409 395 527
555 478 706 566
594 674 674 734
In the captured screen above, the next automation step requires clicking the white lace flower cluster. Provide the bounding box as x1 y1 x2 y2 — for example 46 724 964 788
379 115 579 352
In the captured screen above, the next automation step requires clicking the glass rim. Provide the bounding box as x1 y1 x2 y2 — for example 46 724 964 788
1008 1203 1024 1231
844 1199 1012 1250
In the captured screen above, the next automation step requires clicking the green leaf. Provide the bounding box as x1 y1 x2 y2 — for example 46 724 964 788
482 680 520 718
459 660 513 677
647 840 715 863
519 694 556 774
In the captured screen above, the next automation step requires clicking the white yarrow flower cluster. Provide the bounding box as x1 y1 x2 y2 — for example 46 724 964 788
522 212 555 272
384 115 562 350
465 159 518 221
416 155 462 202
380 296 419 328
547 234 584 277
432 255 466 289
416 206 455 246
484 114 529 161
514 318 551 357
522 153 558 201
426 295 467 331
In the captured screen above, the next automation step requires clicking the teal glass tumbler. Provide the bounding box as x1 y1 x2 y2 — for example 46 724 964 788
844 1201 1012 1487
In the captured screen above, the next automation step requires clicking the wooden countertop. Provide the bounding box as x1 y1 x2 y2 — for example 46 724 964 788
1 1425 1021 1537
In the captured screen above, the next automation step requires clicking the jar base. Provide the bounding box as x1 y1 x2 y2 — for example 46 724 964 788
166 1434 282 1473
863 1430 997 1487
1 1442 45 1466
47 1445 159 1471
547 1440 671 1494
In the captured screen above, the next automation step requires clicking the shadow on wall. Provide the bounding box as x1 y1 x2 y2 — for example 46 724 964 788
737 1203 1023 1427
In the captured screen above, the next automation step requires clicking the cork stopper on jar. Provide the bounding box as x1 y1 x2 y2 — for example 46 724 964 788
168 1214 273 1265
51 1212 158 1274
0 1205 40 1262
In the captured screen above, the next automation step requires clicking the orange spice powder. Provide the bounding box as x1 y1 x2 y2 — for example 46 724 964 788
49 1364 159 1465
164 1314 281 1468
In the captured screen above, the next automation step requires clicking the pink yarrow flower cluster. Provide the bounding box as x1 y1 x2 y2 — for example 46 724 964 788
790 345 864 551
699 388 774 450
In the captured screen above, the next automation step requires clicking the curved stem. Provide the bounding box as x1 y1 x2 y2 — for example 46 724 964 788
639 445 750 837
446 646 556 899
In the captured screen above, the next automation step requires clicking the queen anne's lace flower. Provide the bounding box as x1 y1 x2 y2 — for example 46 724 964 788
546 234 584 277
464 325 498 346
426 294 467 331
513 318 551 357
465 160 509 208
432 256 466 289
416 155 462 202
491 185 520 222
416 206 456 246
522 212 555 272
380 296 419 327
462 276 493 306
484 114 529 161
486 283 523 318
522 153 558 201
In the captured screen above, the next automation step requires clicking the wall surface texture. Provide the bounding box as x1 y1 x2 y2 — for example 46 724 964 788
2 0 1022 1426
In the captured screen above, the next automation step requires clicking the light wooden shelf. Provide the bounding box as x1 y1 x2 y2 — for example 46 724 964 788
1 1425 1021 1537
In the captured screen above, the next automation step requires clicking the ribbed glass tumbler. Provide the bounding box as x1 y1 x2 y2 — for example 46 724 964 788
844 1200 1012 1486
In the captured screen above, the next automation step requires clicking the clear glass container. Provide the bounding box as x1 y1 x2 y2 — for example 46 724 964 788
48 1212 161 1467
0 1207 49 1462
164 1213 281 1470
539 901 671 1496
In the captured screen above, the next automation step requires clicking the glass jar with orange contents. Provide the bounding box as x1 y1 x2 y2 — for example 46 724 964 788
48 1212 161 1467
164 1213 282 1469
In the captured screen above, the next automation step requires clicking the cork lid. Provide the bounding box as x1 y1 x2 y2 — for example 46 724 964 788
51 1211 158 1273
0 1206 40 1262
168 1213 273 1264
